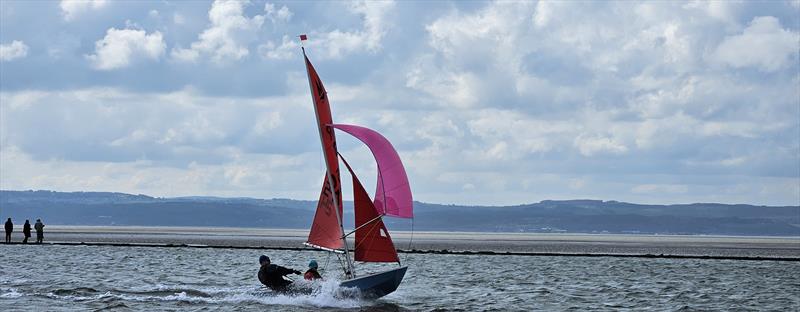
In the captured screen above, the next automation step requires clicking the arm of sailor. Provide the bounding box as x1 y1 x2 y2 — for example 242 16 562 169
278 265 301 276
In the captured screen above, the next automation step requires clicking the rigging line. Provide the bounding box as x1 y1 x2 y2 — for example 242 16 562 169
352 217 381 251
335 253 347 276
323 250 332 272
342 214 384 239
405 217 415 263
356 217 400 264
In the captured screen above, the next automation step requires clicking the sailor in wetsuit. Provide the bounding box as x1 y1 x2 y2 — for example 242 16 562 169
257 255 301 291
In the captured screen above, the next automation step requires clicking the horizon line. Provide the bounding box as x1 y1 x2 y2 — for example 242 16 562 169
1 189 797 208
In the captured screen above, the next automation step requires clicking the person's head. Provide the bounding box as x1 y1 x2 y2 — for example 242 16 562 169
308 260 318 269
36 219 41 222
259 255 270 265
25 220 29 223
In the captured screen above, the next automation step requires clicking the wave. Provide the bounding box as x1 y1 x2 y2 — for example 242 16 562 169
39 279 370 309
0 287 24 299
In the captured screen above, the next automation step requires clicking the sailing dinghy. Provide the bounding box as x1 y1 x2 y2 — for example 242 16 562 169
301 39 413 299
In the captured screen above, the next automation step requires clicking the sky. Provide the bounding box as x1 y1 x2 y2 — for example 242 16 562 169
0 0 798 206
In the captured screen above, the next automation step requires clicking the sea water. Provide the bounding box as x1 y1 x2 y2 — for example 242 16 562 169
1 245 798 311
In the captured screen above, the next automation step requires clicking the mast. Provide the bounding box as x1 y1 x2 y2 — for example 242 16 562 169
302 46 356 278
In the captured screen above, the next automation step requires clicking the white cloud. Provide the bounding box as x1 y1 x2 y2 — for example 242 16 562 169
86 28 165 70
0 87 318 163
466 109 568 157
258 35 299 60
713 16 799 72
0 40 29 61
683 1 741 26
60 0 107 21
405 55 480 108
264 2 292 24
573 134 629 156
1 1 798 206
171 0 265 64
303 0 395 59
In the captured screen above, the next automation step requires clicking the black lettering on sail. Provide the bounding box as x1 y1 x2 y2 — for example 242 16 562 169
322 180 333 216
316 80 326 100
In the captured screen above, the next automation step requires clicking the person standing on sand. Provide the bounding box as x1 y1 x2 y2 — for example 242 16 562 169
34 219 44 244
4 218 12 243
22 220 31 244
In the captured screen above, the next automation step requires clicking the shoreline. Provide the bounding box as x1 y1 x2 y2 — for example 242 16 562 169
2 240 798 262
2 225 797 261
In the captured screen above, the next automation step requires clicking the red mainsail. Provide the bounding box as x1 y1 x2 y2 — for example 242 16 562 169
306 173 344 249
304 50 344 249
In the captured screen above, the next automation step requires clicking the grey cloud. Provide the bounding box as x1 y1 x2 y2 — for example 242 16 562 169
0 89 322 167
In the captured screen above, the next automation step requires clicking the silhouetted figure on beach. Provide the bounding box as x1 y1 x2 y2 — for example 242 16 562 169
22 220 31 244
257 255 301 291
304 260 322 281
4 218 11 243
34 219 45 244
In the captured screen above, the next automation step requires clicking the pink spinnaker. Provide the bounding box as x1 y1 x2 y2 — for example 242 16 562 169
331 124 413 218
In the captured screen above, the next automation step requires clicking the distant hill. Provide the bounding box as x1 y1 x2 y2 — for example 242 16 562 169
1 190 798 236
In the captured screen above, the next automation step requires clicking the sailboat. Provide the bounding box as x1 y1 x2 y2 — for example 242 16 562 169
300 40 413 299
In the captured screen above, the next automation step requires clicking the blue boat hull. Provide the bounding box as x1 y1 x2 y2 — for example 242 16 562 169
339 266 407 299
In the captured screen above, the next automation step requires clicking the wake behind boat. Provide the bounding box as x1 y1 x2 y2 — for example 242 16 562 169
299 35 414 299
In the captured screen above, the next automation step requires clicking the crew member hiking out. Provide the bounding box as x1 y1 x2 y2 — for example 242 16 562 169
304 260 322 281
257 255 301 291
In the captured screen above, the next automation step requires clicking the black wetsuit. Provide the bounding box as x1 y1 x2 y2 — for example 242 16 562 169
258 264 297 291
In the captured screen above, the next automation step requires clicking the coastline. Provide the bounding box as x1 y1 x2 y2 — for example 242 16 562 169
3 225 797 260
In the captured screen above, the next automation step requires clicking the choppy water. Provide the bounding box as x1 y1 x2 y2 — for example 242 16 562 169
1 245 798 311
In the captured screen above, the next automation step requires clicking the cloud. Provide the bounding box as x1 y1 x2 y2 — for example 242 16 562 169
0 1 798 206
264 2 292 24
306 1 396 59
60 0 107 21
0 40 29 61
712 16 799 72
574 134 629 156
405 55 481 108
86 28 165 70
258 35 299 60
259 1 394 61
0 87 319 165
171 0 265 63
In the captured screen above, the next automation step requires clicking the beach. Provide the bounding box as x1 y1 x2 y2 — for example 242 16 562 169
17 226 800 259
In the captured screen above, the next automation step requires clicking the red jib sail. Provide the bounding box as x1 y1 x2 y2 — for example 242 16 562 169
341 155 399 263
304 50 344 249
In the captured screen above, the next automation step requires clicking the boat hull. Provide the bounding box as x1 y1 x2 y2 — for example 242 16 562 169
339 266 407 299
